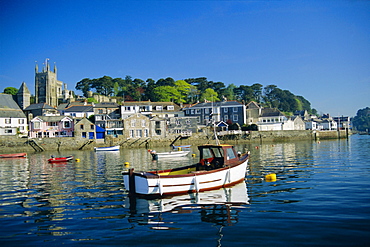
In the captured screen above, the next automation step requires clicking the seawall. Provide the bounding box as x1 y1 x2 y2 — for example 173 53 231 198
0 130 350 153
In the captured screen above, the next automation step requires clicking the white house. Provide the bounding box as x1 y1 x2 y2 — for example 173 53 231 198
0 94 28 136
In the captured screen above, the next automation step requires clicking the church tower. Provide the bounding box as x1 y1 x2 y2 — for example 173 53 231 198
35 59 63 107
16 82 31 109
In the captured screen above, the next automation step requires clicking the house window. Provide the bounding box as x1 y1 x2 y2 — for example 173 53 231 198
90 125 94 130
131 119 136 127
141 120 146 127
167 105 174 110
64 121 71 128
98 109 103 114
197 116 200 123
233 115 238 121
34 122 41 129
19 126 24 131
129 130 134 138
224 115 228 121
233 107 238 112
48 122 57 126
224 108 228 113
186 120 191 125
5 119 11 124
19 119 25 124
176 120 180 125
144 129 149 137
5 129 12 134
155 121 161 129
80 125 84 130
136 129 142 137
205 108 209 114
195 109 200 114
191 109 194 114
156 106 163 111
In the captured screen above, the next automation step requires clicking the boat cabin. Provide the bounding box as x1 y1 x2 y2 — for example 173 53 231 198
198 144 239 170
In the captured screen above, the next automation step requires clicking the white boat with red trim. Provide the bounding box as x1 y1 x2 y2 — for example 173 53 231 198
122 144 249 197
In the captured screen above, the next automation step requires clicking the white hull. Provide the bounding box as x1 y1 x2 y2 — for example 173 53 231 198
124 180 249 213
94 145 120 151
123 159 248 196
156 151 190 158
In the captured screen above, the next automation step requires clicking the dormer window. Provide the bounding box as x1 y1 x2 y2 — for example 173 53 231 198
156 106 163 111
167 105 174 110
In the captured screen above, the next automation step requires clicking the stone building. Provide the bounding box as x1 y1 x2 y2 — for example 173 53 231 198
35 59 74 107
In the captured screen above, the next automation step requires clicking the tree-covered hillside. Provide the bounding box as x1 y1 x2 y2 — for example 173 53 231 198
75 76 316 115
352 107 370 132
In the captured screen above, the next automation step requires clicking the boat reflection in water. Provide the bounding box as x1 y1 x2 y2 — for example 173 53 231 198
124 180 248 229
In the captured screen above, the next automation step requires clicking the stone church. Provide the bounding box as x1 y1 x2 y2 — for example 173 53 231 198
14 59 74 109
35 59 73 107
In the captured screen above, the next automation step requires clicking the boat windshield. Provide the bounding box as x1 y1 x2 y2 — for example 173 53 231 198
202 147 224 159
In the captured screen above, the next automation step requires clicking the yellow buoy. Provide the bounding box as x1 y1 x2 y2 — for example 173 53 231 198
265 173 277 182
75 158 80 162
177 147 182 151
124 162 130 168
192 153 196 158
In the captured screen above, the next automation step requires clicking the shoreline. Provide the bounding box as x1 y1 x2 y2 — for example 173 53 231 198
0 130 350 153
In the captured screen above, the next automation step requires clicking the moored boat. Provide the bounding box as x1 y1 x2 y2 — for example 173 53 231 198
94 145 120 151
149 150 190 158
0 153 27 158
123 144 250 197
48 156 74 163
172 144 191 149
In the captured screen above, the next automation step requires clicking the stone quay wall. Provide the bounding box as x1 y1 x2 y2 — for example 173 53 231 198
0 130 350 153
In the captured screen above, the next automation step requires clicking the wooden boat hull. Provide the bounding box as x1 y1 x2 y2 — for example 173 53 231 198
0 153 27 158
94 146 120 151
48 156 73 163
123 155 249 197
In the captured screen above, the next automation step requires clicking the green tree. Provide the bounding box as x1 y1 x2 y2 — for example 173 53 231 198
174 80 193 103
153 86 181 102
352 107 370 131
75 78 93 97
3 87 18 95
200 88 219 102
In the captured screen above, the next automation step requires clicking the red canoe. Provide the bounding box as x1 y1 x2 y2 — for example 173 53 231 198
0 153 27 158
48 156 74 163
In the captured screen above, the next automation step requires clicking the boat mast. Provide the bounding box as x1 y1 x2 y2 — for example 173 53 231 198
211 97 220 145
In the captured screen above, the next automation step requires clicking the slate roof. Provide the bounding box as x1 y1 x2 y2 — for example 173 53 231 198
260 108 285 117
24 103 55 111
64 105 94 112
0 94 26 118
186 101 244 109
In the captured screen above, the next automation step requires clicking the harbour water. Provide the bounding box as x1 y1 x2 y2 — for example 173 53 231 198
0 135 369 246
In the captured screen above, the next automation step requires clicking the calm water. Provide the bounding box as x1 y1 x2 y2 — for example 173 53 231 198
0 135 369 246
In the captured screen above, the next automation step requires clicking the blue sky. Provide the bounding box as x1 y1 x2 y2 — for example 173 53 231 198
1 0 369 117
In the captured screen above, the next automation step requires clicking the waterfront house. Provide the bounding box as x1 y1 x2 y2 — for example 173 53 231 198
121 101 183 119
245 101 262 125
74 117 105 139
122 113 151 139
23 103 60 120
0 94 28 136
184 100 246 127
166 116 198 135
333 116 351 130
64 105 94 118
29 116 74 138
93 102 122 137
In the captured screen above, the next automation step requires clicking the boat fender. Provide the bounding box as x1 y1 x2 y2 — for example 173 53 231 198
124 162 130 168
75 158 80 162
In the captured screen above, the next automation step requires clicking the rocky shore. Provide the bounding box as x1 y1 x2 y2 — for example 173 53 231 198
0 130 350 153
